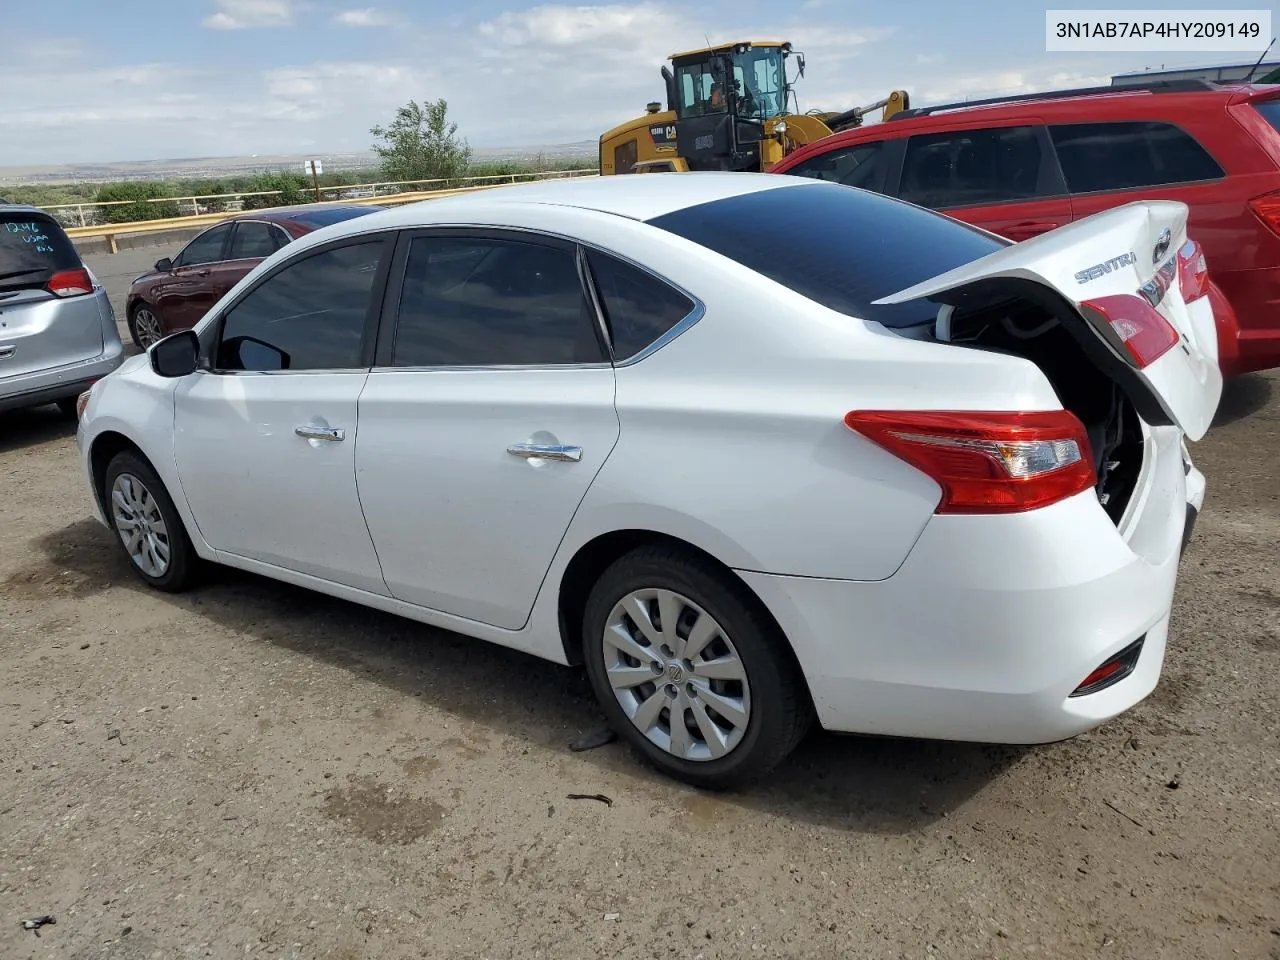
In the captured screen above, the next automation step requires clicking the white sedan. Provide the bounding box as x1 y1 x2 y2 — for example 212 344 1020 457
76 173 1221 788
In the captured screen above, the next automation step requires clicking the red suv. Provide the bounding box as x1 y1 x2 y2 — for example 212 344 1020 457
771 80 1280 376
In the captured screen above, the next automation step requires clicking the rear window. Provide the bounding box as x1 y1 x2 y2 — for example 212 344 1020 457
1253 99 1280 134
0 212 80 291
285 206 382 230
1049 121 1224 194
645 181 1006 329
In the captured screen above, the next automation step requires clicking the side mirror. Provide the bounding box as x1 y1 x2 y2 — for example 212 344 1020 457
155 257 173 273
149 329 200 378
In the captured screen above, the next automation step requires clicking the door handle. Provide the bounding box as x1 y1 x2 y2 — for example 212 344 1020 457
295 425 345 442
0 345 15 360
1003 221 1059 240
506 443 582 462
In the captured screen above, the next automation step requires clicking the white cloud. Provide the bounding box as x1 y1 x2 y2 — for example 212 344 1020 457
333 7 387 27
201 0 294 30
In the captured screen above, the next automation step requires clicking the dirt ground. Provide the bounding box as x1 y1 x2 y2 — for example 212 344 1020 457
1 302 1278 957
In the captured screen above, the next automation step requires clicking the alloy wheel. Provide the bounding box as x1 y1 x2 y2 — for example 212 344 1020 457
133 307 163 348
602 588 751 761
110 473 171 578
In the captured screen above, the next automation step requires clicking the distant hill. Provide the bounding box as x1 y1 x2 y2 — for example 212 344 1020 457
0 141 598 185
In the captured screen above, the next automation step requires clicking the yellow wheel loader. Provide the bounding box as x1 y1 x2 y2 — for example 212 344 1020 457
599 41 908 175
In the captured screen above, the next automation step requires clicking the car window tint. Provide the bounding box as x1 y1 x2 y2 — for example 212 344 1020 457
0 213 80 292
177 224 231 267
585 250 695 360
783 141 886 191
1049 121 1224 193
229 222 281 260
647 180 1007 329
392 236 602 367
899 126 1045 207
216 240 383 371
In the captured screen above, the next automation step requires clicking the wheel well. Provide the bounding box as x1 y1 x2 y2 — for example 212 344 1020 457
88 431 149 509
556 530 813 706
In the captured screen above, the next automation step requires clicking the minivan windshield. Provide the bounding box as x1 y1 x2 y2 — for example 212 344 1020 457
646 181 1008 328
1 212 81 291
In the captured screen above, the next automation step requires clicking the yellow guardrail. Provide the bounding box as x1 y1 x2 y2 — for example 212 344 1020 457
67 175 599 251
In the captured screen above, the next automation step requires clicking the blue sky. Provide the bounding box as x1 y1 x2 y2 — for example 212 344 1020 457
2 0 1278 165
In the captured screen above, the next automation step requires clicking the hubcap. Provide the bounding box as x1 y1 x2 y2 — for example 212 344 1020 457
134 308 163 348
110 473 171 578
602 588 751 762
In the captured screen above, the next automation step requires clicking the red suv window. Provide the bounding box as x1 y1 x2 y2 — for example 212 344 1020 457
1048 121 1224 194
898 125 1056 207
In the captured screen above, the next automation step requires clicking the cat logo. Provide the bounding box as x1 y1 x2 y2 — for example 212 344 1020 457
649 125 677 145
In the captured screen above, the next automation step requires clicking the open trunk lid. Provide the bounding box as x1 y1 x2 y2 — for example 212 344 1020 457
874 200 1222 440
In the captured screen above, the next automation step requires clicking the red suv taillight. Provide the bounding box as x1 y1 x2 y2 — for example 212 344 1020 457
1082 294 1180 368
1249 190 1280 238
843 410 1096 514
1175 240 1209 303
46 268 94 298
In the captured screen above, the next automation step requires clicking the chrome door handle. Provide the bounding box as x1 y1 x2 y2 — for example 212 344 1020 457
506 443 582 462
0 345 15 360
295 425 345 442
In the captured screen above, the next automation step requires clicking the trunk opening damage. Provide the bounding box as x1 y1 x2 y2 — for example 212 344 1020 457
877 200 1224 528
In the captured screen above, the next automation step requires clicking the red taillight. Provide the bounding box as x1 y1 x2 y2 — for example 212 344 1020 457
843 410 1096 514
1176 240 1209 303
1082 294 1179 368
1249 190 1280 238
46 268 94 298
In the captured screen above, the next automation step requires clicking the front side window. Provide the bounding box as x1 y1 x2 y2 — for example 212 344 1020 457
784 141 887 192
1049 121 1225 193
216 240 384 371
176 223 232 268
391 236 602 367
899 125 1048 208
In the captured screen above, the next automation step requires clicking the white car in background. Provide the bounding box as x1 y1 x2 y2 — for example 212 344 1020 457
75 173 1220 788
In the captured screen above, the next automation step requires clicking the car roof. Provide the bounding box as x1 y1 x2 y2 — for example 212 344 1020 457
232 204 376 224
777 83 1251 168
326 172 813 232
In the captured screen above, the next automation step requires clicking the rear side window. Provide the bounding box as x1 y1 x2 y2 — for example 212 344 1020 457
1049 121 1224 193
585 250 695 361
782 141 887 192
228 221 285 260
899 125 1048 207
0 213 80 292
391 236 603 367
1254 100 1280 134
647 181 1007 329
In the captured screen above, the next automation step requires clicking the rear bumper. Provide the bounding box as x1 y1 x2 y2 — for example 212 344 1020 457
0 343 125 413
740 425 1191 744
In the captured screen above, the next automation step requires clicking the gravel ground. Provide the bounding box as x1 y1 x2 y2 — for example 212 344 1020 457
1 250 1278 959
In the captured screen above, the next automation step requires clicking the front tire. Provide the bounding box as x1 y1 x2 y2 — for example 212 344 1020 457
582 545 812 790
103 451 198 592
128 304 164 350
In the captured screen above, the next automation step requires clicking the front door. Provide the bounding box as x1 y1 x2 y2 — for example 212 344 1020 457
155 222 234 331
356 230 620 629
173 234 394 594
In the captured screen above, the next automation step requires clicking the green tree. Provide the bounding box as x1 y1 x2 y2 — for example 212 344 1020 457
370 98 472 185
94 181 180 223
240 171 312 210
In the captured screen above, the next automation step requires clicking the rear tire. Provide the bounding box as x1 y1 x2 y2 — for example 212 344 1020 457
581 545 812 790
103 451 199 593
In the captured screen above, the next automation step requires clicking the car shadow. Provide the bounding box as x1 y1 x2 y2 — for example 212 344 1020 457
34 518 1028 835
1213 372 1274 428
0 404 77 453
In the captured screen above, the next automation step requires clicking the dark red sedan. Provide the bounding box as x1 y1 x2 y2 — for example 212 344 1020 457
124 204 382 348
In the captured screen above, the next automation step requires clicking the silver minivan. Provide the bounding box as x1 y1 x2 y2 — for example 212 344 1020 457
1 202 124 416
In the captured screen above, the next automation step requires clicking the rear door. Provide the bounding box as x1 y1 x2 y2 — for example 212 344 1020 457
894 121 1074 241
0 211 104 380
876 200 1222 438
154 222 233 331
355 229 620 629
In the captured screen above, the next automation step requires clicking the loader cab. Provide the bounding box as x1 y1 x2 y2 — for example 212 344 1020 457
668 41 793 171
